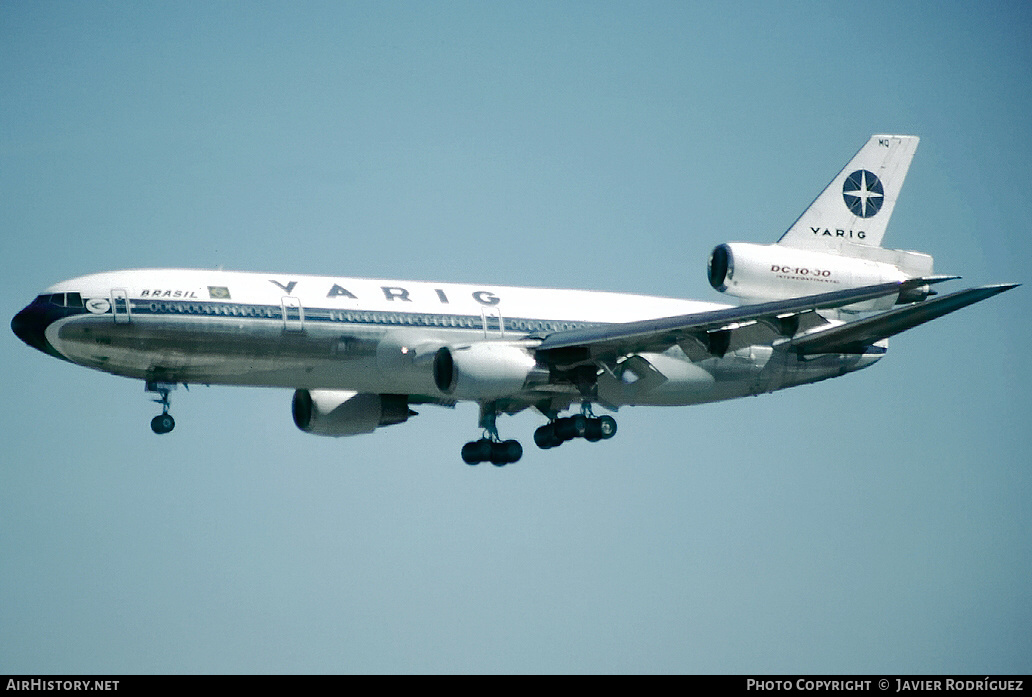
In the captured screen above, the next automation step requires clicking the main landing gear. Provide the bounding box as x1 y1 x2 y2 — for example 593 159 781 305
460 402 618 465
146 380 177 434
532 370 617 451
461 438 523 466
534 411 617 449
462 402 523 466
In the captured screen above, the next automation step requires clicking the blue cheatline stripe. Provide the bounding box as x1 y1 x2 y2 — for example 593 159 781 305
122 297 604 335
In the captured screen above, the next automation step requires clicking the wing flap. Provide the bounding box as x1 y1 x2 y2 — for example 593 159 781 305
778 284 1019 355
535 278 942 359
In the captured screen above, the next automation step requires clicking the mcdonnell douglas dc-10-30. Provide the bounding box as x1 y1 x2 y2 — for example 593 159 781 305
12 136 1018 465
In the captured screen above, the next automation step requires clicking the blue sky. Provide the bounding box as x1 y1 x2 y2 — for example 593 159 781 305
2 1 1030 674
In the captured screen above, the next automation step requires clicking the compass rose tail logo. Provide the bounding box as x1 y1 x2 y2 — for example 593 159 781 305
842 169 885 218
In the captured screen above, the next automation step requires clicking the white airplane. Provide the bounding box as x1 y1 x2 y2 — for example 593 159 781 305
12 135 1017 465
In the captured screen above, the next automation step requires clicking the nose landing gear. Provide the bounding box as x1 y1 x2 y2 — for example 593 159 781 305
146 381 177 434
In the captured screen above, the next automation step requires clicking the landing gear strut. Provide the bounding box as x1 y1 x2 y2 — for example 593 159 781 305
146 381 177 434
461 402 523 466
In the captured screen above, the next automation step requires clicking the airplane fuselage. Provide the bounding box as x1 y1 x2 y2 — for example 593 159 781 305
14 268 876 410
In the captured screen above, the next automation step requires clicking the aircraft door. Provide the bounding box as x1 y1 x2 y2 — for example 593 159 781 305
111 289 130 324
481 308 504 338
281 296 304 332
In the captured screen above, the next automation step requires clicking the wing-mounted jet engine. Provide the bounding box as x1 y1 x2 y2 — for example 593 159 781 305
432 342 546 401
292 389 413 437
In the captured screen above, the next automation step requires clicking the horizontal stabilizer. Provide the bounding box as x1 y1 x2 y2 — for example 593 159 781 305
778 284 1019 355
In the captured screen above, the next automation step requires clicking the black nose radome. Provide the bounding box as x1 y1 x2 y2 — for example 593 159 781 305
11 302 62 359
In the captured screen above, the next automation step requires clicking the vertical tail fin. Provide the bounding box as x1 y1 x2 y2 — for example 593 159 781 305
778 135 919 250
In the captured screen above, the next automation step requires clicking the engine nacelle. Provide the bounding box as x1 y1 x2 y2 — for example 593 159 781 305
708 242 913 310
292 389 411 437
433 342 540 400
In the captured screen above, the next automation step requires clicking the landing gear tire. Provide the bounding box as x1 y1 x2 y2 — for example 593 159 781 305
534 424 561 449
463 438 521 466
491 440 523 466
584 419 603 442
554 417 576 441
584 416 617 442
461 441 480 465
151 413 175 434
462 439 492 465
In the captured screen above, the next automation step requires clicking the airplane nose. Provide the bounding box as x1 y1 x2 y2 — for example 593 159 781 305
11 301 59 358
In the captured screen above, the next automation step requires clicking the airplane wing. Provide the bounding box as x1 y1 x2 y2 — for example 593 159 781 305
775 283 1019 355
534 277 958 362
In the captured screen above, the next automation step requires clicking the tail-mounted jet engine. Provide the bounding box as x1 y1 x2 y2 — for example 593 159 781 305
433 342 542 401
707 242 935 310
292 389 412 437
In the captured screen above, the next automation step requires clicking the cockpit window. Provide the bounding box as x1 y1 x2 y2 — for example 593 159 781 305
36 293 83 308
